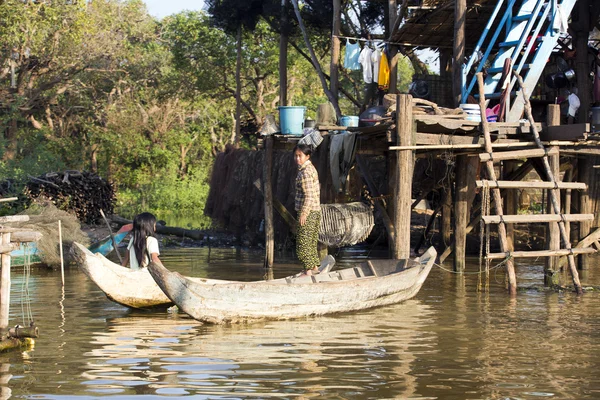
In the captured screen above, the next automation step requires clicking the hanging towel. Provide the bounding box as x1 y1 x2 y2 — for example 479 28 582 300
371 49 381 84
358 46 373 83
378 51 390 90
344 39 361 70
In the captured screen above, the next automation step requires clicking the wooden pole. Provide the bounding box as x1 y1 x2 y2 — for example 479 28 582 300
0 233 10 330
579 155 592 269
477 73 518 295
392 94 414 259
330 0 341 100
279 0 288 107
453 0 466 106
454 154 477 271
99 209 123 264
513 72 583 294
388 0 398 93
59 220 64 286
234 25 243 147
263 136 274 269
545 105 561 282
290 0 342 119
503 161 518 252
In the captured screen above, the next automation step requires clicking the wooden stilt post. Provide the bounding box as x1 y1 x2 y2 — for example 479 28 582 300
263 136 274 269
545 105 561 283
330 0 341 100
441 187 452 250
392 94 414 259
453 0 466 106
545 147 560 284
579 155 592 270
454 154 477 272
504 161 518 252
279 0 288 107
564 167 573 244
0 233 10 331
388 0 398 93
477 73 518 295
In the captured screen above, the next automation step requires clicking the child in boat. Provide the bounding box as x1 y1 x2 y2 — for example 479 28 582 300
294 144 321 275
121 212 162 269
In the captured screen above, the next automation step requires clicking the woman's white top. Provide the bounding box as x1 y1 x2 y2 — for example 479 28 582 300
127 236 159 270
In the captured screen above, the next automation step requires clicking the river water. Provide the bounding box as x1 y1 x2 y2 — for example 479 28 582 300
3 247 600 399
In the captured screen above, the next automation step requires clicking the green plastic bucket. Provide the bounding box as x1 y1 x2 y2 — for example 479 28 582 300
278 106 306 135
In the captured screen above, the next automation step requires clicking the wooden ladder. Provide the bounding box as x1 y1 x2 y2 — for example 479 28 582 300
475 73 595 294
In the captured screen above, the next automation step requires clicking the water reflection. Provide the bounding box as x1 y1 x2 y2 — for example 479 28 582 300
81 302 432 398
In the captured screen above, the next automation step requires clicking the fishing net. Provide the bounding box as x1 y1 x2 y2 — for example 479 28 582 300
319 202 374 247
13 201 90 267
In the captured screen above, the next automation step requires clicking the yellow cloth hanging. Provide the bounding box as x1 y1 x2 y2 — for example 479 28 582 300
378 51 390 90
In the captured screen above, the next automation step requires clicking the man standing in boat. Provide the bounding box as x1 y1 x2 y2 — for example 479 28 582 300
294 144 321 276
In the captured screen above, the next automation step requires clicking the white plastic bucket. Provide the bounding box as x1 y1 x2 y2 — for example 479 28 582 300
460 104 481 122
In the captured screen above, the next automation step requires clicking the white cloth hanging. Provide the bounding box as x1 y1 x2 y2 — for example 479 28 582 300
358 46 373 83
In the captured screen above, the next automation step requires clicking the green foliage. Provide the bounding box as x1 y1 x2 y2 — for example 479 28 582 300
0 0 430 232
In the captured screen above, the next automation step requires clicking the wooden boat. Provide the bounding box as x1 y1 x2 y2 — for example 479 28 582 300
71 242 172 309
147 246 436 324
10 224 133 267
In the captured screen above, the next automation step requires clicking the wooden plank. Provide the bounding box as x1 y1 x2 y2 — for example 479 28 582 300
367 260 378 277
487 248 596 260
476 180 587 190
479 147 558 162
0 216 29 224
0 198 17 203
482 214 594 224
10 231 42 243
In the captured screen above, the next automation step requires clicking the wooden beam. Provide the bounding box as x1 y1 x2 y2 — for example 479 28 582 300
476 180 586 190
10 231 42 243
0 216 29 224
482 214 594 224
487 248 596 260
479 147 558 162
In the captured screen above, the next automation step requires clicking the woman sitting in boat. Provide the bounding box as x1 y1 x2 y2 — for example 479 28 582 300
294 143 321 276
121 212 162 269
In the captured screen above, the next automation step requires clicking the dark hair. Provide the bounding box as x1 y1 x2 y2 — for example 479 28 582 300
132 212 157 266
293 143 313 157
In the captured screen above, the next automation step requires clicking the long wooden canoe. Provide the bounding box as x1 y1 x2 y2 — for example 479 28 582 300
71 242 172 309
147 246 436 324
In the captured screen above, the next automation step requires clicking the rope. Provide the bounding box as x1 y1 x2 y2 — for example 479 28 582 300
433 256 512 275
